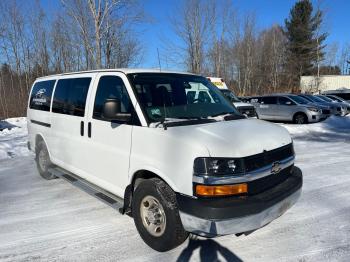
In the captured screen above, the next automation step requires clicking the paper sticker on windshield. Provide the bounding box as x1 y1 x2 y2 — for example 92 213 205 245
150 108 162 117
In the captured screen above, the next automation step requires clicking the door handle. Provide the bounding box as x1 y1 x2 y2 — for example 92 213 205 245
88 122 92 138
80 121 84 136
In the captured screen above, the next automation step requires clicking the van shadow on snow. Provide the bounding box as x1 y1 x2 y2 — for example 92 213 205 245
176 236 242 262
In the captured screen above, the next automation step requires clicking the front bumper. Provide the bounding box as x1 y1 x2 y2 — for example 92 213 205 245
308 112 329 122
177 166 302 237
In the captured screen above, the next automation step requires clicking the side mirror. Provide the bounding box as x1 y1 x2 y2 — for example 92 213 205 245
103 98 131 122
286 101 292 105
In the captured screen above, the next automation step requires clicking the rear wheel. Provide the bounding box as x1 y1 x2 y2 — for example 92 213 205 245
132 178 188 252
35 141 56 180
293 113 308 124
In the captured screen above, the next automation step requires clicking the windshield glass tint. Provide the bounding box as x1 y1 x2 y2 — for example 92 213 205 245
316 95 333 102
220 90 241 102
288 95 309 104
310 95 326 102
128 73 239 122
328 95 343 102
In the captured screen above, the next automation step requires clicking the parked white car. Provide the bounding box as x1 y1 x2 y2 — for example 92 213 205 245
27 69 302 252
207 77 257 117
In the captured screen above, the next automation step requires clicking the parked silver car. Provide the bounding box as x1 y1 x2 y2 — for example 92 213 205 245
249 94 330 124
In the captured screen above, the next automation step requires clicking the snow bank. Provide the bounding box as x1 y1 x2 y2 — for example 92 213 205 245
281 115 350 136
0 117 31 160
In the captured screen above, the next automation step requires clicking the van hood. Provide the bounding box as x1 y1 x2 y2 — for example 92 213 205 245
167 119 292 157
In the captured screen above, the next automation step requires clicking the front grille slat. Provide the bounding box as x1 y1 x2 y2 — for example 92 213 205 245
244 143 294 173
248 165 293 195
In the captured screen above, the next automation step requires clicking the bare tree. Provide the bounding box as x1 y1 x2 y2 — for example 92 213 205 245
61 0 144 70
338 43 350 74
257 25 288 93
170 0 214 74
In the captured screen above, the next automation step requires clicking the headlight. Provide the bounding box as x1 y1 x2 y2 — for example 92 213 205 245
307 107 319 112
194 157 244 176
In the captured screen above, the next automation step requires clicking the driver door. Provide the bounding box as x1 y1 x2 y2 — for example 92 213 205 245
82 73 139 197
277 96 295 121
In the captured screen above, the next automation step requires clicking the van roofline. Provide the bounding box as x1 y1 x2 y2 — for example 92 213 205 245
36 68 197 80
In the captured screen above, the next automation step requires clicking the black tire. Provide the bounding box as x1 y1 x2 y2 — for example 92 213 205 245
132 178 189 252
35 140 56 180
293 113 308 124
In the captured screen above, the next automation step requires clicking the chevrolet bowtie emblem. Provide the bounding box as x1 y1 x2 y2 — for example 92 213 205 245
271 161 282 174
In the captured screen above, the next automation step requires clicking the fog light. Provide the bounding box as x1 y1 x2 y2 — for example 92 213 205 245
196 184 248 196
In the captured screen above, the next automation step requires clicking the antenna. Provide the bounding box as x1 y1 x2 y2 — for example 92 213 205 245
157 48 162 71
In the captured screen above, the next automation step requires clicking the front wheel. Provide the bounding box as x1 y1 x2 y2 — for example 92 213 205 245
294 113 308 124
132 178 189 252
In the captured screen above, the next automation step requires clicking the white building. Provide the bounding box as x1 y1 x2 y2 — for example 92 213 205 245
300 75 350 93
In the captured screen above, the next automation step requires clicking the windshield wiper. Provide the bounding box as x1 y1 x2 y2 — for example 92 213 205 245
153 118 184 129
210 111 246 121
210 111 236 117
152 117 216 129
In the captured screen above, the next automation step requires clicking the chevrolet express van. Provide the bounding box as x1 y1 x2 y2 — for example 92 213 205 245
27 69 302 252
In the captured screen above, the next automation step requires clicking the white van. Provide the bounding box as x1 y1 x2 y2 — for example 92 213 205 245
207 77 257 117
27 69 302 252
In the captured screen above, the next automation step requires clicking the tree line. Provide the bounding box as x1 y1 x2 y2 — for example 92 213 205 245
169 0 350 95
0 0 144 118
0 0 349 118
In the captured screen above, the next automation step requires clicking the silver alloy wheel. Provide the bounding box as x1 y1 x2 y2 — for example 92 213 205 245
295 115 305 124
38 149 48 171
140 195 166 237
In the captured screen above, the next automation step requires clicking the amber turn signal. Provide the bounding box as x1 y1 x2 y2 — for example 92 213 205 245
196 184 248 197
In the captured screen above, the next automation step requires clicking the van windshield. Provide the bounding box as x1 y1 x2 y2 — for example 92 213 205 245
128 73 241 124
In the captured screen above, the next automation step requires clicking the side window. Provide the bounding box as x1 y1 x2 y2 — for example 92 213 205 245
52 78 91 117
261 97 277 105
29 80 56 111
278 97 295 105
93 76 131 120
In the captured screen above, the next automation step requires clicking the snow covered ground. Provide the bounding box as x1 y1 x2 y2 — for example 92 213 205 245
0 116 350 261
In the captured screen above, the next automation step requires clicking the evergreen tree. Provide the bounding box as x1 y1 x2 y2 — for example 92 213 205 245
284 0 327 89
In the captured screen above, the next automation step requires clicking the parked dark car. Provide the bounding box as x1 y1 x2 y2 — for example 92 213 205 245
298 94 346 116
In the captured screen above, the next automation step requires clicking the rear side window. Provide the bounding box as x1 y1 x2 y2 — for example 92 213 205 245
93 76 131 120
52 78 91 117
261 96 277 104
29 80 56 111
